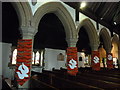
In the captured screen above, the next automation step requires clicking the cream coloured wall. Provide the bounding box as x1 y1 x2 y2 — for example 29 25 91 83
44 48 66 70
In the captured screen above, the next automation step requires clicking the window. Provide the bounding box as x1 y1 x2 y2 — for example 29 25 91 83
11 49 43 66
12 49 17 64
40 50 44 66
35 51 40 65
32 50 44 66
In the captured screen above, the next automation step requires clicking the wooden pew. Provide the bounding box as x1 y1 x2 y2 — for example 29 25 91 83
32 71 102 89
87 71 120 79
2 79 12 90
52 75 103 89
50 70 120 89
74 74 120 89
78 72 120 84
30 78 58 89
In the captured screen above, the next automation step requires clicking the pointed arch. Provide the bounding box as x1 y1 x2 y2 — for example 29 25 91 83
77 18 99 50
32 2 77 40
112 34 119 43
111 34 119 58
99 28 112 53
11 2 32 27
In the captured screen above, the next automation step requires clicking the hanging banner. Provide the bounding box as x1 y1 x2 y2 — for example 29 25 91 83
91 51 100 71
67 47 78 76
16 39 32 86
107 53 113 69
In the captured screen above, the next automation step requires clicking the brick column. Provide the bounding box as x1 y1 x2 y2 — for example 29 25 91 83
16 26 37 89
106 48 113 69
91 44 100 71
66 38 78 76
106 53 114 69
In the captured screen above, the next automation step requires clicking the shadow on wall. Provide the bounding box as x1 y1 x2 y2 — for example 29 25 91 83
1 42 14 80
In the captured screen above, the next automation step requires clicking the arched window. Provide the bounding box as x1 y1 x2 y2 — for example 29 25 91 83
35 51 40 65
11 49 39 66
40 50 44 66
12 49 17 64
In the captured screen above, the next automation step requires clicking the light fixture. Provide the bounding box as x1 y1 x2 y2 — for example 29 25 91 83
114 22 117 25
80 2 86 9
100 18 103 20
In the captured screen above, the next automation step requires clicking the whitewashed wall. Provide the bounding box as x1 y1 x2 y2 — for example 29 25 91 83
44 48 66 70
1 42 14 79
77 52 85 68
29 0 75 22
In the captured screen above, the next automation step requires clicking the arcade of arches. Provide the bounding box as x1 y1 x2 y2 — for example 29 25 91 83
1 1 120 89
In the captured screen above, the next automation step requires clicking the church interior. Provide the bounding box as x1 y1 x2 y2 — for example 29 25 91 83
1 0 120 89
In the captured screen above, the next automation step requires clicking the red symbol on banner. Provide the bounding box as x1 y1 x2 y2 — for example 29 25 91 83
108 55 112 60
17 63 29 79
68 59 77 69
93 56 99 64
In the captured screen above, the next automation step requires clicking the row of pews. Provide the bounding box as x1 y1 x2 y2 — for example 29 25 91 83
30 68 120 89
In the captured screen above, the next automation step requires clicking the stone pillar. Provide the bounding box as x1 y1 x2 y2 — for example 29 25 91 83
66 38 78 47
16 26 37 89
118 41 120 69
66 38 78 76
91 44 100 71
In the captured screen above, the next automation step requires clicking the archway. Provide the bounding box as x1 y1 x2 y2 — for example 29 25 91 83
99 28 112 68
77 19 99 68
33 13 68 70
99 28 112 53
34 13 68 50
33 2 77 43
77 18 99 51
32 2 77 70
111 34 119 68
11 2 32 28
77 27 91 68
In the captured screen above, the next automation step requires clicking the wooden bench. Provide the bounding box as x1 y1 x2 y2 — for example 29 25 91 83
48 70 120 89
30 78 58 89
88 71 120 79
32 71 102 89
78 72 120 84
74 74 120 89
52 75 103 89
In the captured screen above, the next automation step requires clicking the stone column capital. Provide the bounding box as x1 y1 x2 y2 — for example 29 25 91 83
20 26 37 39
66 38 78 47
91 44 99 51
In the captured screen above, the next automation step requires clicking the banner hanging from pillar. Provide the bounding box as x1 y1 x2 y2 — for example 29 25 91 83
91 51 100 71
107 53 113 69
16 39 32 86
67 47 78 76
